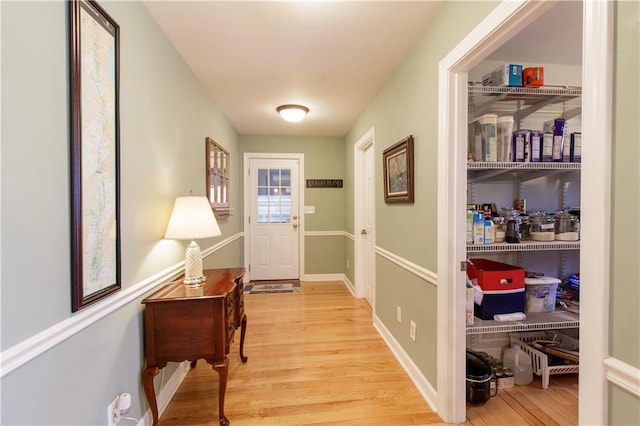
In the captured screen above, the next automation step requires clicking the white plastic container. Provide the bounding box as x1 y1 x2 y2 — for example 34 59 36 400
524 277 561 313
503 346 533 385
478 114 498 162
496 116 514 162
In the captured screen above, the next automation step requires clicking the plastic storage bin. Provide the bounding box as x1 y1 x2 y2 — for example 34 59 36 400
524 277 560 313
473 288 525 320
509 330 579 389
467 258 525 292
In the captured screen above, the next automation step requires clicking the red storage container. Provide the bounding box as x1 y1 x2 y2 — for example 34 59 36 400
467 259 525 292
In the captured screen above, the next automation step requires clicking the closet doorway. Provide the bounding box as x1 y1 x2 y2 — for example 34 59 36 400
436 1 612 423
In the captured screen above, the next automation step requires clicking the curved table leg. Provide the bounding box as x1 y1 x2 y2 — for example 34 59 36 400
212 356 230 426
239 313 248 363
142 367 160 426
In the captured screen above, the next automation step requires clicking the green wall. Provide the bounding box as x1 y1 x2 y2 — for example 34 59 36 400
344 1 499 383
240 135 346 276
1 1 241 424
609 1 640 424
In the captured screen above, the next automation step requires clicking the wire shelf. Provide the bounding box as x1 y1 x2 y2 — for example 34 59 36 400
466 311 579 335
468 83 582 97
468 162 581 170
467 241 580 253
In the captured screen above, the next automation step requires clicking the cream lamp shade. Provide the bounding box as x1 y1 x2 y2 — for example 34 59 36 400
276 104 309 123
165 195 221 285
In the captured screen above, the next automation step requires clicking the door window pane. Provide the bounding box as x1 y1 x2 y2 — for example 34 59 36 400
256 168 292 223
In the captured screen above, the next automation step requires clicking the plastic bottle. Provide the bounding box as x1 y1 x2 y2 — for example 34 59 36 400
484 218 494 244
502 347 533 385
466 209 475 245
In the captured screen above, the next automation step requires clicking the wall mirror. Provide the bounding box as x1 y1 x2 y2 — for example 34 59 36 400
206 137 230 217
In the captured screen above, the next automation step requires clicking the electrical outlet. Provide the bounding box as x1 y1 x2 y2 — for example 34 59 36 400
410 320 417 342
107 395 121 426
396 306 402 323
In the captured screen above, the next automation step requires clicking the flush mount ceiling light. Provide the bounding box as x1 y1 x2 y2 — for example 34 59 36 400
276 104 309 123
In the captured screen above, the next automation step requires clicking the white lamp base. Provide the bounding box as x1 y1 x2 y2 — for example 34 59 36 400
183 240 205 285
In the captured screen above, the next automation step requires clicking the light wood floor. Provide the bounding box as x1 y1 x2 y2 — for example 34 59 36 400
159 281 578 425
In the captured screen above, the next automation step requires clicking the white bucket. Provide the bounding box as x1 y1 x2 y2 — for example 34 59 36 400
525 277 560 313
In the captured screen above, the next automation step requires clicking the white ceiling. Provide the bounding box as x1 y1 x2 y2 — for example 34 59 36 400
143 1 443 137
144 1 582 138
487 1 583 66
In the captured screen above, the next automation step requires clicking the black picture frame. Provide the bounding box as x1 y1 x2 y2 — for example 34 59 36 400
69 0 121 312
383 135 414 204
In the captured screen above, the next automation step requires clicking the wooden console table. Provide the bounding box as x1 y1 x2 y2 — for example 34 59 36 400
141 268 247 426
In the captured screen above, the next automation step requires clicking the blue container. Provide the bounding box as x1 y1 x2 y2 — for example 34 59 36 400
474 288 525 320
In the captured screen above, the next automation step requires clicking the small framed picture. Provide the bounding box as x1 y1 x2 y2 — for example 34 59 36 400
383 135 414 204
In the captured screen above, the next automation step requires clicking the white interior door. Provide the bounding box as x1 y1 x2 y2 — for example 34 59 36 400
248 158 300 280
362 144 375 306
355 128 375 305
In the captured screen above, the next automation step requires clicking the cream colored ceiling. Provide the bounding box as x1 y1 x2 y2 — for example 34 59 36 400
143 1 443 137
144 1 582 138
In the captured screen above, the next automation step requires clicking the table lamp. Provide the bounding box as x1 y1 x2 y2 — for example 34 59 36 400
165 195 221 285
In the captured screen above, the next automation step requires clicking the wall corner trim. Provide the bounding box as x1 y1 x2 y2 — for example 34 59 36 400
0 232 243 378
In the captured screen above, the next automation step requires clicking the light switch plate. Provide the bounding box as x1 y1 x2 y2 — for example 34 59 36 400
304 206 315 214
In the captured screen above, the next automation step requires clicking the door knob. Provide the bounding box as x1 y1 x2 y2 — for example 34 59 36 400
361 229 367 235
293 215 298 220
293 224 298 229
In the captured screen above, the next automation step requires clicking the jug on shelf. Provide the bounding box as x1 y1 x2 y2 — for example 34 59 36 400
503 346 533 385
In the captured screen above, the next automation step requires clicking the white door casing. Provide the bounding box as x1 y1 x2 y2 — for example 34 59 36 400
244 153 304 281
437 0 611 424
354 127 376 305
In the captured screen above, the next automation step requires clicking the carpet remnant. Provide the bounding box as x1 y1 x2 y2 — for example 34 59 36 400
244 281 300 294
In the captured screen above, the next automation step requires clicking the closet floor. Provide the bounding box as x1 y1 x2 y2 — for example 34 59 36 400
465 374 578 425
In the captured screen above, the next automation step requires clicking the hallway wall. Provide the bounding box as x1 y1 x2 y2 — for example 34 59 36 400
344 1 499 385
609 1 640 423
1 2 242 424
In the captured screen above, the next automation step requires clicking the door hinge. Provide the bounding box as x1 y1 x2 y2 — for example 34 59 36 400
248 264 251 272
248 216 251 224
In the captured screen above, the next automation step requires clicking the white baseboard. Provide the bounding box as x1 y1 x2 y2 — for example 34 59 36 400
342 274 356 297
303 273 345 282
373 315 438 414
140 361 191 426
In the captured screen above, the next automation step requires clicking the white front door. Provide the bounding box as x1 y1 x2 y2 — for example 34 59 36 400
248 157 300 280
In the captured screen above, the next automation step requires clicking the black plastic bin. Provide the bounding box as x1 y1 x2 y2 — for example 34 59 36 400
466 350 497 404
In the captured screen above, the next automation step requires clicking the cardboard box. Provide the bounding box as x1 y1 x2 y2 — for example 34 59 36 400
543 118 566 162
466 258 525 292
482 64 523 87
523 67 544 87
570 132 582 163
